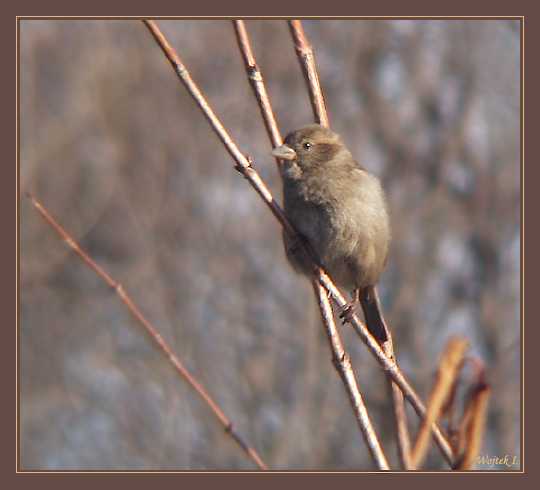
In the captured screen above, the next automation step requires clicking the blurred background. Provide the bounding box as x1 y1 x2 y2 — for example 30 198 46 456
19 19 521 470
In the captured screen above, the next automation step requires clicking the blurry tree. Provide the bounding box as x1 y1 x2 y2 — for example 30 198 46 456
19 19 521 470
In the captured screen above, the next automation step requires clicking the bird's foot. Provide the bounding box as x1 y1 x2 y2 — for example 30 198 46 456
339 298 358 325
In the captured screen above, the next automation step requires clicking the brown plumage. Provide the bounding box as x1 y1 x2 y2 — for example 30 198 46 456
273 124 391 342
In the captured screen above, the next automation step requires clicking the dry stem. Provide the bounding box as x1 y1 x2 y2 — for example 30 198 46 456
411 337 469 469
287 20 329 128
314 282 390 470
25 191 269 471
232 20 282 149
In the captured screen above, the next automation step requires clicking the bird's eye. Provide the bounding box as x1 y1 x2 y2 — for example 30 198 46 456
303 142 311 150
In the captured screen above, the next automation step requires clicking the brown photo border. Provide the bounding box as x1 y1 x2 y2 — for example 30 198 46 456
11 2 531 490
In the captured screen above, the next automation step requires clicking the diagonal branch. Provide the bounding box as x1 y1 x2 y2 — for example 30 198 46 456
232 20 282 149
142 20 292 236
287 20 329 128
25 191 269 471
317 273 454 466
314 282 390 470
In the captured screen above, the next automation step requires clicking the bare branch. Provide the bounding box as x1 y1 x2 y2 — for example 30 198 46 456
314 282 390 470
25 191 269 471
287 20 329 128
318 274 455 466
142 20 294 236
382 334 412 469
232 20 282 149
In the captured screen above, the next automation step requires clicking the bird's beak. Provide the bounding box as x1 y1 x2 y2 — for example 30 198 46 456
272 144 297 161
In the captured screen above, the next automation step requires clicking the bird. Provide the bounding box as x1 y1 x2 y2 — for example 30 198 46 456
272 124 391 343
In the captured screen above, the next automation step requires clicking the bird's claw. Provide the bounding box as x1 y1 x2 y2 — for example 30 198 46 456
339 304 355 325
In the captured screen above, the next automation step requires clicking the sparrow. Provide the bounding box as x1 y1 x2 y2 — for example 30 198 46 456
273 124 391 343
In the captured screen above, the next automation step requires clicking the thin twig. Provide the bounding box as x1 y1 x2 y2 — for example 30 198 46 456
319 272 455 467
232 20 282 150
143 19 455 467
142 20 293 237
372 289 412 469
388 376 413 469
287 20 329 128
383 336 413 469
314 282 390 470
143 21 245 165
25 191 269 471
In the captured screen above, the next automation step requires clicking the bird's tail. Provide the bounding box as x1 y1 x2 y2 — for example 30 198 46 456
359 286 389 344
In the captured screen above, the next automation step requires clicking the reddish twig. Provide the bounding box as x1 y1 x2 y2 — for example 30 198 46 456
318 273 454 466
25 191 269 471
287 20 329 128
384 337 413 469
232 20 282 150
142 20 294 238
314 282 390 470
